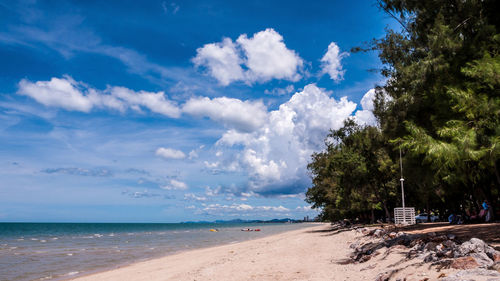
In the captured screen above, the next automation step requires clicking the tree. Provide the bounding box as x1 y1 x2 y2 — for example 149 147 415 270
372 0 500 213
306 120 398 222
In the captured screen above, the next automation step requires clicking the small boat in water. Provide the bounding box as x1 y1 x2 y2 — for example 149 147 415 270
209 229 218 232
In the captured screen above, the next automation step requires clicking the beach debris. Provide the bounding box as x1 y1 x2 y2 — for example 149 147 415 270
349 227 500 273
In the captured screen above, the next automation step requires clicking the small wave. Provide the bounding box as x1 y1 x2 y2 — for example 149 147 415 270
40 240 47 243
31 238 39 241
66 271 79 276
108 233 115 237
10 246 18 250
66 253 73 256
37 275 53 280
51 237 58 240
17 238 24 241
93 234 103 238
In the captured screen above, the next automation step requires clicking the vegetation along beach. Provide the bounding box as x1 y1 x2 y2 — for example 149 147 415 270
0 0 499 280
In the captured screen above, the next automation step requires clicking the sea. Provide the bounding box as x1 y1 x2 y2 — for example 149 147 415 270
0 222 314 281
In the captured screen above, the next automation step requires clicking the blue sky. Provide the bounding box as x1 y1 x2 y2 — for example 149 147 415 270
0 0 396 222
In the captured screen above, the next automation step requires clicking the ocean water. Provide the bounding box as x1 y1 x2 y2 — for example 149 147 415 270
0 222 314 281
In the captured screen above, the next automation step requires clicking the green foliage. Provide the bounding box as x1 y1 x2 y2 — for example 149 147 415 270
377 0 500 212
306 120 398 222
307 0 500 221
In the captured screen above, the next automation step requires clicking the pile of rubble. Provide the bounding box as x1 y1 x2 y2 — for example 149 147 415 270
350 227 500 276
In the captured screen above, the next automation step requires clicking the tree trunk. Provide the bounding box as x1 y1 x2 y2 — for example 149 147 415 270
383 201 391 223
427 201 431 222
371 209 375 224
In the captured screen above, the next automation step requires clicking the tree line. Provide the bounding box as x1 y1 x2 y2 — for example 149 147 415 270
306 0 500 223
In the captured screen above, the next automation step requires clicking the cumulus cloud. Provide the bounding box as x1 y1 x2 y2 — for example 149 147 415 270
18 77 95 112
183 96 267 132
237 28 303 82
193 28 303 85
354 88 377 126
320 42 349 82
155 147 186 159
192 38 244 86
161 179 188 190
217 84 357 195
18 76 181 117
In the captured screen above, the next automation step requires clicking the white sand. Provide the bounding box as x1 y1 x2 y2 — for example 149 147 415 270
71 224 475 281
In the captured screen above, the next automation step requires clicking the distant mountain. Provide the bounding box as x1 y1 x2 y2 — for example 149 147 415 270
181 218 302 224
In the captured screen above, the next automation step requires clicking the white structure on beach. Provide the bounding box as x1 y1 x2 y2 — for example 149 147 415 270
394 149 415 225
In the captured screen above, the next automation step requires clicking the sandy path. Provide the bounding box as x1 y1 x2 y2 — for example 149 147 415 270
71 224 468 281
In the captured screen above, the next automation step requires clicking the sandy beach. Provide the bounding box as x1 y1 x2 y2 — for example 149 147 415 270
68 223 495 281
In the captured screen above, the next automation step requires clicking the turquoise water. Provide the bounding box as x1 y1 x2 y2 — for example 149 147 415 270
0 222 313 281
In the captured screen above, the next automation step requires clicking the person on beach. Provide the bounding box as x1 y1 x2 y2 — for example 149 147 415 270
482 200 492 222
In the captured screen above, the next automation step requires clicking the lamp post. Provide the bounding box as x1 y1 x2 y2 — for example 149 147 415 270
399 148 406 223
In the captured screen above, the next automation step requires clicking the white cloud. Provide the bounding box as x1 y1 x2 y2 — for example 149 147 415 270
204 161 219 169
188 145 205 160
237 28 303 82
18 77 95 112
216 130 251 146
202 203 289 214
184 193 207 202
192 28 303 85
320 42 349 82
161 179 188 190
188 150 198 159
192 38 244 86
354 88 377 126
205 186 221 196
18 76 181 118
155 147 186 159
110 87 181 117
295 206 312 211
264 85 295 96
183 96 267 132
217 84 357 195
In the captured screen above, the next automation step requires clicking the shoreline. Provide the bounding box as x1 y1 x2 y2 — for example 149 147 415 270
66 223 500 281
65 223 454 281
64 223 323 281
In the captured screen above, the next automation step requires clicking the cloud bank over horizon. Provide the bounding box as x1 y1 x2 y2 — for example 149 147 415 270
0 1 390 221
15 73 378 197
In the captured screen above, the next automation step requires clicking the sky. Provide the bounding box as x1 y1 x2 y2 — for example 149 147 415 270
0 0 396 222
